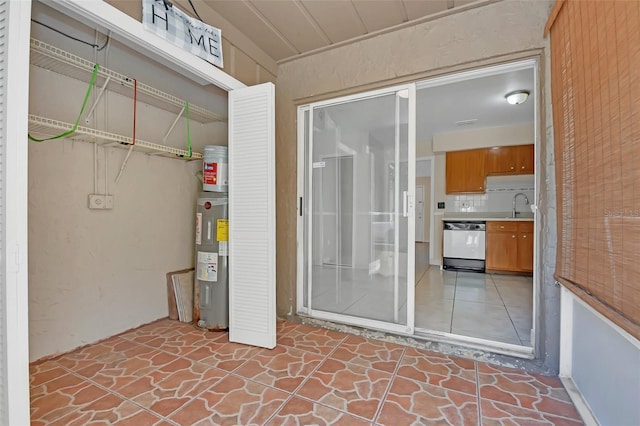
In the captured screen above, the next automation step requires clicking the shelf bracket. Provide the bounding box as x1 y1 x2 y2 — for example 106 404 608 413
115 145 135 184
84 76 112 124
162 105 186 143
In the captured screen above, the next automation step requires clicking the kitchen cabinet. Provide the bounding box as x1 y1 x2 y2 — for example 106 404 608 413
486 221 533 272
516 224 534 272
485 144 534 175
445 148 486 194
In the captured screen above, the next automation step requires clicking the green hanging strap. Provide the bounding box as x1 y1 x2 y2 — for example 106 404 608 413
183 101 192 158
29 64 100 142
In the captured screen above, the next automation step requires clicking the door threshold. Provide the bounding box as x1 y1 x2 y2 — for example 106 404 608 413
413 327 534 359
297 316 541 371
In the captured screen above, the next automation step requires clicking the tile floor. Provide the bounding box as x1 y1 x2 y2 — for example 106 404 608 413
30 319 583 425
415 269 533 346
415 243 533 346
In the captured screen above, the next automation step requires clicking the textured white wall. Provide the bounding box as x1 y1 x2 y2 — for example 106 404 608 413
28 68 224 360
276 0 553 317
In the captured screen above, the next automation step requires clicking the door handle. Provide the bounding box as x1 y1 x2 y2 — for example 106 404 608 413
403 191 414 217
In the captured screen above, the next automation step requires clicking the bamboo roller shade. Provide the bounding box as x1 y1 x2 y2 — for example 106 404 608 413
549 0 640 340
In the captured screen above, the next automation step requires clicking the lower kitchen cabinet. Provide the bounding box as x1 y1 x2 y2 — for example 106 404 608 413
516 228 534 271
486 221 533 273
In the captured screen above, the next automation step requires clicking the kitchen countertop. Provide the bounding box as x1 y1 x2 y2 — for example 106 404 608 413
439 212 534 222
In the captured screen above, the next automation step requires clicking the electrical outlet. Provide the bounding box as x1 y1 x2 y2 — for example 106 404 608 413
88 194 114 210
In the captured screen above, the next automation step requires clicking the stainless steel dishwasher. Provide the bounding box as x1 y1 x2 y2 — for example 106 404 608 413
442 221 486 272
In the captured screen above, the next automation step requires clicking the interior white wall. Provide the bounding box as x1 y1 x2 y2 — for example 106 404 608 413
28 65 224 361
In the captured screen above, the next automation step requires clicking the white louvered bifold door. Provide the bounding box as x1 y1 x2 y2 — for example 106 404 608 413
0 0 31 424
228 83 276 349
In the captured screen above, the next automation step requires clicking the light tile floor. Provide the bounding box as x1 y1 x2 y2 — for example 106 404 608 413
30 319 583 425
414 243 533 346
415 267 533 346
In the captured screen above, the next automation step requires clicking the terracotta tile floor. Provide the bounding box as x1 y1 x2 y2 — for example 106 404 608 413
30 319 583 425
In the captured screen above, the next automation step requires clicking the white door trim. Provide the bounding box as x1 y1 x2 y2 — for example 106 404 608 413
3 0 32 423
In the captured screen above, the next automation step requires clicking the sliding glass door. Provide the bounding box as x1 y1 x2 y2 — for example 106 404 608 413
298 85 416 334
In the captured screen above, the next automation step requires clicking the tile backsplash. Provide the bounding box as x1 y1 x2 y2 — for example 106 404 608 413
446 175 535 213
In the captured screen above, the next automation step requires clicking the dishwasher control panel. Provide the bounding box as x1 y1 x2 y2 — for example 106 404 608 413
443 221 486 231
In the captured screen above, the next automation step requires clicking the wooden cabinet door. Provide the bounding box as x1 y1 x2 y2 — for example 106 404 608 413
486 228 518 271
485 147 515 174
485 145 534 175
516 222 534 272
517 231 534 272
446 149 486 194
514 144 534 173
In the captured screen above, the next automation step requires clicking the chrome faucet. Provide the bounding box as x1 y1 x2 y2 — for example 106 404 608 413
512 193 529 218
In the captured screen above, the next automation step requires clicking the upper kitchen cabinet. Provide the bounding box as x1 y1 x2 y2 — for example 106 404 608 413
446 148 486 194
485 144 534 175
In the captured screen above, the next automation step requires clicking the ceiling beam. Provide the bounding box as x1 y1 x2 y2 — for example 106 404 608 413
245 0 300 56
349 0 370 34
294 0 332 45
399 0 409 23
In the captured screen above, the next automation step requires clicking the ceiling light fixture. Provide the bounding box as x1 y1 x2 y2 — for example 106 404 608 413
505 90 530 105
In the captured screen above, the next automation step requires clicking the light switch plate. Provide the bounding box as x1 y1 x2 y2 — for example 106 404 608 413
88 194 114 210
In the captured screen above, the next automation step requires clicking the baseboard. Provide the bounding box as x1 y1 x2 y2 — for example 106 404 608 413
559 376 599 426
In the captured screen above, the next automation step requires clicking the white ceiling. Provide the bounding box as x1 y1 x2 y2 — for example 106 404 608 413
319 67 535 144
201 0 488 62
417 67 535 141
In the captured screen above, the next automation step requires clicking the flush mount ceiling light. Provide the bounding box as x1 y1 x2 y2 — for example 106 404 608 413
505 90 530 105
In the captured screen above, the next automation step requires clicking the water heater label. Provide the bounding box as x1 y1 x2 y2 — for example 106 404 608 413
197 252 218 282
203 162 218 185
195 213 202 245
217 219 229 241
203 162 228 186
219 241 228 256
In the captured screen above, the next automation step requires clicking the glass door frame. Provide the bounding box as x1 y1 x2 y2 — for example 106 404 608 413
296 83 417 335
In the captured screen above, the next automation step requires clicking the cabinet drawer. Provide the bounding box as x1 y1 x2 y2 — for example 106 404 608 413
518 221 534 233
487 221 518 232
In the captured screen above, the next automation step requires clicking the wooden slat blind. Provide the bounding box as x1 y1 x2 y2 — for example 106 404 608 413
549 0 640 340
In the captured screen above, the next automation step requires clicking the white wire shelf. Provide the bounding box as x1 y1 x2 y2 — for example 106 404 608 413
30 38 226 124
28 115 203 160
